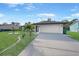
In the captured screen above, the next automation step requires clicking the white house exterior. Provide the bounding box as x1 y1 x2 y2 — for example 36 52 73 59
70 21 79 32
35 21 65 33
37 24 63 33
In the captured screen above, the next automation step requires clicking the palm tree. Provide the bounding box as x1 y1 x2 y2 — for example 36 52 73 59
24 22 35 39
12 26 15 34
20 26 25 38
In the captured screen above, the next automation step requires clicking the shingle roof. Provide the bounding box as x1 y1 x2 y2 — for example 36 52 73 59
34 21 67 25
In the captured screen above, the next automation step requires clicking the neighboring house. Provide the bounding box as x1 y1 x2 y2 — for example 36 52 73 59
34 19 66 33
0 23 20 31
70 21 79 32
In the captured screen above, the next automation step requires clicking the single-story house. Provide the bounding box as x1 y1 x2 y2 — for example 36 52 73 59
70 20 79 32
34 20 66 33
0 23 20 31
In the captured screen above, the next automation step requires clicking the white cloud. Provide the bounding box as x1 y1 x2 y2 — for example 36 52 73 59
26 3 33 6
7 3 24 11
38 13 55 17
26 5 35 10
0 13 5 17
62 13 79 21
25 3 36 10
62 16 74 21
7 3 24 8
71 6 78 12
14 8 20 11
8 4 18 8
63 16 72 19
71 9 77 12
62 13 79 20
71 13 79 17
7 3 36 11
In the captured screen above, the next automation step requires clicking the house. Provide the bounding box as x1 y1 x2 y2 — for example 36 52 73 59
0 22 20 31
34 19 66 33
70 20 79 32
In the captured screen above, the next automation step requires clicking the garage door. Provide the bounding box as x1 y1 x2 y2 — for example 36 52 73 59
39 24 63 33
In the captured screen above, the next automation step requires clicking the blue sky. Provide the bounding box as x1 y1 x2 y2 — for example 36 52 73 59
0 3 79 25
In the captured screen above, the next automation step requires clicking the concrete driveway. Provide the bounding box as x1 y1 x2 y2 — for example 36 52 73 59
19 33 79 56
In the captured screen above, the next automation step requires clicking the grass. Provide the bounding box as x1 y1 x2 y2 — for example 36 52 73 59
0 31 36 56
67 31 79 41
0 31 19 53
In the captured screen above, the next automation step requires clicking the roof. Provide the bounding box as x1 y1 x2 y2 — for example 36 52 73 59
34 21 67 25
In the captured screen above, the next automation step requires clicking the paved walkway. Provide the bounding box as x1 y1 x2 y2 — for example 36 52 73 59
19 33 79 56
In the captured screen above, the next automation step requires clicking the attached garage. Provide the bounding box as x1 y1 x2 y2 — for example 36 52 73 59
35 21 66 34
38 24 63 33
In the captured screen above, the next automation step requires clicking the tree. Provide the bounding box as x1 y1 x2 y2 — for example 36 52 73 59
24 22 35 39
72 19 78 22
48 18 51 21
70 19 78 24
61 20 70 34
12 26 15 34
21 26 25 38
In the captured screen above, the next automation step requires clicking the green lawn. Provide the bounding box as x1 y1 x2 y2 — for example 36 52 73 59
0 31 19 53
67 31 79 41
0 31 36 56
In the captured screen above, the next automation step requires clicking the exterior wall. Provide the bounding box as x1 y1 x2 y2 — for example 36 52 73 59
70 22 79 32
37 24 63 33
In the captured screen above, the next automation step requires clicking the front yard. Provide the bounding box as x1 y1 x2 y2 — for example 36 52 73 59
0 32 19 53
67 32 79 41
0 31 36 56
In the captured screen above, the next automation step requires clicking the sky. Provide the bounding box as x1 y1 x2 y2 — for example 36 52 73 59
0 3 79 25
